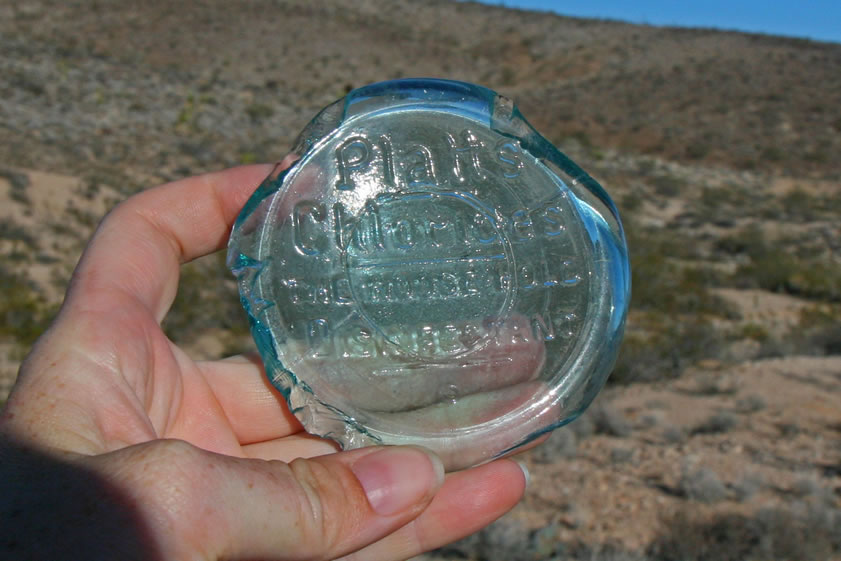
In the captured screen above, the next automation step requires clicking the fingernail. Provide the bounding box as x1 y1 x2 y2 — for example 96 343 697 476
517 461 530 487
352 446 445 516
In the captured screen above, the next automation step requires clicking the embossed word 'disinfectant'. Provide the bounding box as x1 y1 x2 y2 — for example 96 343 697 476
228 79 630 470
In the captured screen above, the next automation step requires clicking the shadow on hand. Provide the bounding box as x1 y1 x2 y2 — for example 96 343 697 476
0 436 162 561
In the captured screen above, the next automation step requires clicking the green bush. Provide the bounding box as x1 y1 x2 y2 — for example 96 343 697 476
611 221 736 383
722 224 841 303
626 222 733 317
795 305 841 354
736 250 841 302
650 173 686 197
245 103 275 122
0 266 57 347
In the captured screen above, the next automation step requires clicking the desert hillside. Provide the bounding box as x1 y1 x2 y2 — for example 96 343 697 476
1 1 840 559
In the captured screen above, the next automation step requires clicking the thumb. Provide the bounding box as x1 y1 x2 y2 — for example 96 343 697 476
96 440 445 560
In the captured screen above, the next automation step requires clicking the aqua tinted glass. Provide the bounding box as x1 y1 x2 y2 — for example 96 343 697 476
228 79 630 470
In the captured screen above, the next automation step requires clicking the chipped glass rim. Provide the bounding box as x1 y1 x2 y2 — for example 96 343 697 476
228 78 630 469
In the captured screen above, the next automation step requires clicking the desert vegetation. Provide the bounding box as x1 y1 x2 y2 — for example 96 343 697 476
1 0 839 558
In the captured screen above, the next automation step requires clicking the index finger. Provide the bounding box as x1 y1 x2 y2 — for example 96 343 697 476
64 164 275 321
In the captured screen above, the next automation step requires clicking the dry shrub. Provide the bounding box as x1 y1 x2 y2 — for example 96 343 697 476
612 320 725 384
691 412 738 435
588 402 632 437
679 467 727 503
650 502 841 561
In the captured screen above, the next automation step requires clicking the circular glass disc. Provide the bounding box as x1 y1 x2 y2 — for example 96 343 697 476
229 79 629 469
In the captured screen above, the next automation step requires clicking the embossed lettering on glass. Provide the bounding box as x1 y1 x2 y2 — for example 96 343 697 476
228 79 630 470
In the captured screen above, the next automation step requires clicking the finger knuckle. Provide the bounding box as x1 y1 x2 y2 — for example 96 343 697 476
287 457 364 556
99 198 136 230
119 440 216 550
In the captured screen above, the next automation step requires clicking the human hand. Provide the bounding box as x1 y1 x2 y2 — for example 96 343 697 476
0 164 528 560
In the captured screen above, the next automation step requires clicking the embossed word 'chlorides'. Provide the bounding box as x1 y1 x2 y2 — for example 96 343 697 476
228 79 630 470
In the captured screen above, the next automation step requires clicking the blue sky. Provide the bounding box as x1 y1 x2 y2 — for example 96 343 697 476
490 1 841 44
